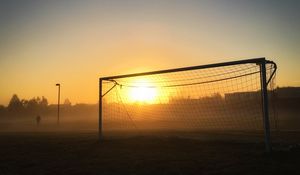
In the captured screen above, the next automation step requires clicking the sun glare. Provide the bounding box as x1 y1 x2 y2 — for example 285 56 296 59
128 79 157 103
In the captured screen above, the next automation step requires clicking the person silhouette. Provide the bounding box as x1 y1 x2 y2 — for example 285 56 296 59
36 115 41 126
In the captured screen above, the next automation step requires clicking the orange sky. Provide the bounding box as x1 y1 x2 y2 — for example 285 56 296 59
0 0 300 106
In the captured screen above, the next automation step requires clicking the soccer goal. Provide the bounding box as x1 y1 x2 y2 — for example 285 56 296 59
99 58 277 152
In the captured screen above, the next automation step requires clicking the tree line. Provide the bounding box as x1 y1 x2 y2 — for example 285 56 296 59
0 94 49 118
0 94 97 119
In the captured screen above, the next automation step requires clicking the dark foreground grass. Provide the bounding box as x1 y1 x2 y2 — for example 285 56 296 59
0 132 299 175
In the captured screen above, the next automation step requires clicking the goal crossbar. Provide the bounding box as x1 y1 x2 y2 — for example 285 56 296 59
100 57 274 81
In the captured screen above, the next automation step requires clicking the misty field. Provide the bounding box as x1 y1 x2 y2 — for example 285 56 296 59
0 132 300 175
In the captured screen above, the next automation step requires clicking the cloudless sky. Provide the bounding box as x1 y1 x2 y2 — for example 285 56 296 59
0 0 300 105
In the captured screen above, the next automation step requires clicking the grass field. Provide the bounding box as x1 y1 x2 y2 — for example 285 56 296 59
0 132 299 175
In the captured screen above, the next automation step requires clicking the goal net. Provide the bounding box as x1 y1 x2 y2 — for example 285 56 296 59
99 58 277 142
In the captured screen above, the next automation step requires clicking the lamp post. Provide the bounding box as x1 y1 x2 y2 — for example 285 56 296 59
56 83 60 125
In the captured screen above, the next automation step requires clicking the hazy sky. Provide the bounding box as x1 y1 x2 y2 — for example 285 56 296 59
0 0 299 105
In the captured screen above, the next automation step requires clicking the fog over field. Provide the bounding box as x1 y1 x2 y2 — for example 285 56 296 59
1 87 300 137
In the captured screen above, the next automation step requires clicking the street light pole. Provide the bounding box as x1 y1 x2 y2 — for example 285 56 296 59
56 83 60 125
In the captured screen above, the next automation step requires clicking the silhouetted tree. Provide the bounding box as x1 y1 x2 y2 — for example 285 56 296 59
27 98 39 114
39 96 48 113
7 94 23 113
21 99 29 109
64 98 71 106
0 105 6 117
40 96 48 107
36 96 41 104
212 93 222 100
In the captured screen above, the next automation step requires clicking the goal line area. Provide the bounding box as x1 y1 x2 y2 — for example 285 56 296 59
99 58 277 151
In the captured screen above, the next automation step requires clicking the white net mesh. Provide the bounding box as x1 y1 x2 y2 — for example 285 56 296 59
101 60 277 138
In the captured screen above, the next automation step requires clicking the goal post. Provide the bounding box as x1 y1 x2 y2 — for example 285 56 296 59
99 57 277 152
260 61 272 152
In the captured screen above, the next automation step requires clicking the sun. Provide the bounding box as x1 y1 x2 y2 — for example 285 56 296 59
128 79 157 103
